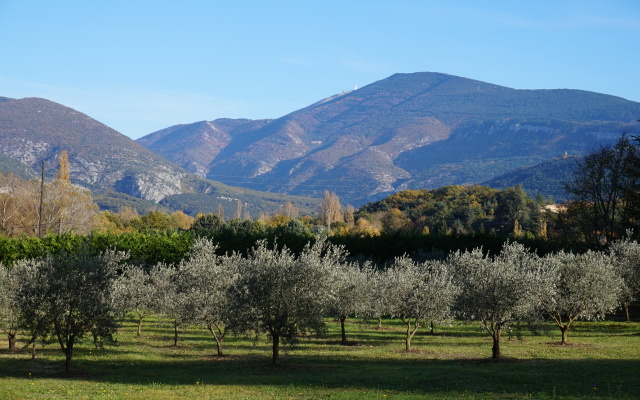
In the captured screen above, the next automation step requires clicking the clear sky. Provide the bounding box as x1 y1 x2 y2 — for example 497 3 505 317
1 0 639 139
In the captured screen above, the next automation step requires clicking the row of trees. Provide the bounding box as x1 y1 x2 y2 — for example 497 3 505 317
2 236 638 370
0 172 96 237
3 135 639 246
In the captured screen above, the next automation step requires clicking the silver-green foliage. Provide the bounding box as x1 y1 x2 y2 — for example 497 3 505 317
0 263 20 350
227 238 340 365
112 264 155 337
328 260 373 345
14 248 126 371
147 261 195 346
449 242 541 358
609 237 640 321
385 256 458 350
367 267 391 329
538 249 623 343
175 238 239 355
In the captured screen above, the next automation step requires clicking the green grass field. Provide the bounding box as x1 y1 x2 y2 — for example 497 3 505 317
1 318 639 399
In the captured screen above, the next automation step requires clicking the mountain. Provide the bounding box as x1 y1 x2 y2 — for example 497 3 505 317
139 72 640 205
0 97 191 202
482 156 580 202
0 97 320 216
137 118 271 178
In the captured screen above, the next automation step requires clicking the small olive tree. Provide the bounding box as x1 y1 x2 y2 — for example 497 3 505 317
537 249 623 344
15 248 126 372
227 239 338 365
327 261 372 345
367 266 391 329
175 238 238 356
386 256 457 351
148 262 195 347
609 238 640 322
0 263 20 351
449 242 541 359
112 264 156 337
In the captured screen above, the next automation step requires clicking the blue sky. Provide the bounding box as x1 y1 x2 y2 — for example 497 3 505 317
1 1 639 139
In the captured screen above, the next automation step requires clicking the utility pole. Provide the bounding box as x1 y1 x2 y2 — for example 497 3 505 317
38 161 45 238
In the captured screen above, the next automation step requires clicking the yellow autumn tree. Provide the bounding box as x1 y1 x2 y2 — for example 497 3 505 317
55 150 71 182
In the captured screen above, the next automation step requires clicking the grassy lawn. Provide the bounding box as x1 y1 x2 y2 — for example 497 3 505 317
1 318 639 399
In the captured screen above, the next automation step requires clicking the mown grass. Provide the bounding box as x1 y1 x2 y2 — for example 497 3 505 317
1 317 639 399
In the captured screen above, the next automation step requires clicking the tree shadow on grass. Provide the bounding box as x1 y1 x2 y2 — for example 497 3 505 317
2 352 640 398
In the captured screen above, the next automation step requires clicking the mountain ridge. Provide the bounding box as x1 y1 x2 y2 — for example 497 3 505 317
138 72 640 205
0 97 321 216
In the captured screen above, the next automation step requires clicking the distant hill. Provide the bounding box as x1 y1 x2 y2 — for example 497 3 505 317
0 97 189 202
482 156 580 202
139 72 640 205
0 97 320 216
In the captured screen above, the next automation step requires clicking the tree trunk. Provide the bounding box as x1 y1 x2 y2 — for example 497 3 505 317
404 318 419 351
492 328 501 359
173 320 179 347
207 324 224 357
64 344 73 372
377 317 382 330
624 303 631 322
7 333 17 352
560 325 569 345
340 316 347 345
272 333 280 366
31 340 36 360
137 318 143 337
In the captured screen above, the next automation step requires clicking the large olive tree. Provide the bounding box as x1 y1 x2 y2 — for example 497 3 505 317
449 242 541 359
537 250 623 344
227 239 339 365
15 248 126 372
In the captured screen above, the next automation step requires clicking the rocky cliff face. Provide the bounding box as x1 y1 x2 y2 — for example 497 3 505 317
0 97 189 202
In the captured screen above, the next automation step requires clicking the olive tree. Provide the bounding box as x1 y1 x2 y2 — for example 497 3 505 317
148 262 196 347
537 250 623 344
327 261 372 345
367 266 391 330
227 239 339 365
15 248 126 372
609 238 640 322
0 263 20 351
386 256 457 351
112 264 156 336
449 242 541 359
175 238 239 356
